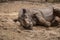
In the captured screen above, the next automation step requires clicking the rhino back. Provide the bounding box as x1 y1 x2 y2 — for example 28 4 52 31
38 7 54 22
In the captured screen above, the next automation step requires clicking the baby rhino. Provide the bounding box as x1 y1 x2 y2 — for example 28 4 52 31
14 7 60 29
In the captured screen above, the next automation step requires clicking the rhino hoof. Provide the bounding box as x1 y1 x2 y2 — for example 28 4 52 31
44 22 51 27
23 26 32 30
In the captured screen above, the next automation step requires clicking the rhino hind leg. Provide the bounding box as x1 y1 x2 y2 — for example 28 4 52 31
51 20 59 26
55 16 60 23
51 16 60 26
35 13 51 27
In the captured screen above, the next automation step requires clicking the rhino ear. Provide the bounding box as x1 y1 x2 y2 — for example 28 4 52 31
23 9 27 14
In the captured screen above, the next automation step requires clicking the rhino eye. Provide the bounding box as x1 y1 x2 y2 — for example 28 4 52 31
23 9 26 14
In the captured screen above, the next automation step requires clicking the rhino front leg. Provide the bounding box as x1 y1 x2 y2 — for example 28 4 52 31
35 13 51 27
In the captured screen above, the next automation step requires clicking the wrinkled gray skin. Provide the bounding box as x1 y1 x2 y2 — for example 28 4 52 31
22 6 54 27
16 8 52 29
14 6 60 29
33 6 54 26
17 9 33 29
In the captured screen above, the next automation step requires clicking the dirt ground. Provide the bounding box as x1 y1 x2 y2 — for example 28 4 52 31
0 1 60 40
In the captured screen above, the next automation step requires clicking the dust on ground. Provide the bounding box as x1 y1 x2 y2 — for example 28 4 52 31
0 1 60 40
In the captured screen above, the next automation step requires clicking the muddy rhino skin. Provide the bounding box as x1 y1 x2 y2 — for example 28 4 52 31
17 7 53 29
16 6 60 29
17 9 33 29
